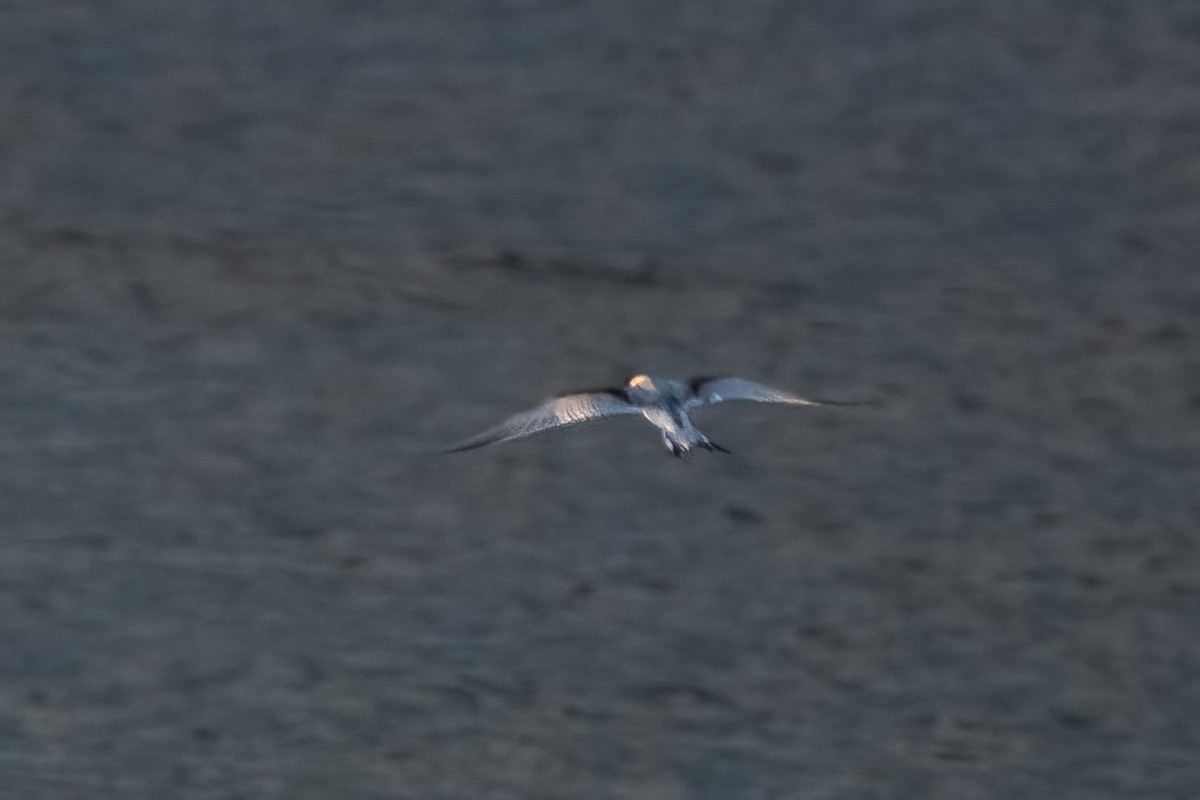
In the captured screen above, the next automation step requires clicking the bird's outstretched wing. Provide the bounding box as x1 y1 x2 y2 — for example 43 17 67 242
686 376 870 408
444 390 639 453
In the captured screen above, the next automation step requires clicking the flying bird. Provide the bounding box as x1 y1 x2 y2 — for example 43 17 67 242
445 374 869 458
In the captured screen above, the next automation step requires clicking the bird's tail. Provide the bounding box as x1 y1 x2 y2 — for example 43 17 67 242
700 438 732 454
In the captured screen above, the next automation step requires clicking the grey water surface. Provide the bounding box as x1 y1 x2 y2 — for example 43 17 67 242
1 2 1198 798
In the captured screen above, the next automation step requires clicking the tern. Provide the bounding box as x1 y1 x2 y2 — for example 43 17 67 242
446 374 868 458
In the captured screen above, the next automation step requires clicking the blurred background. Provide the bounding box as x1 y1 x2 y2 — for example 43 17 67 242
2 2 1199 798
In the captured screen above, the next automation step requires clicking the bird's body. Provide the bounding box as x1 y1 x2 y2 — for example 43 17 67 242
446 374 867 458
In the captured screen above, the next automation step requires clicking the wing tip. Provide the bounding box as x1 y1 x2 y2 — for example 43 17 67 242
808 396 883 407
439 429 509 454
439 440 489 455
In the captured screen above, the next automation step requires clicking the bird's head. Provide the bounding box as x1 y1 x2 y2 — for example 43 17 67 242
624 373 658 402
